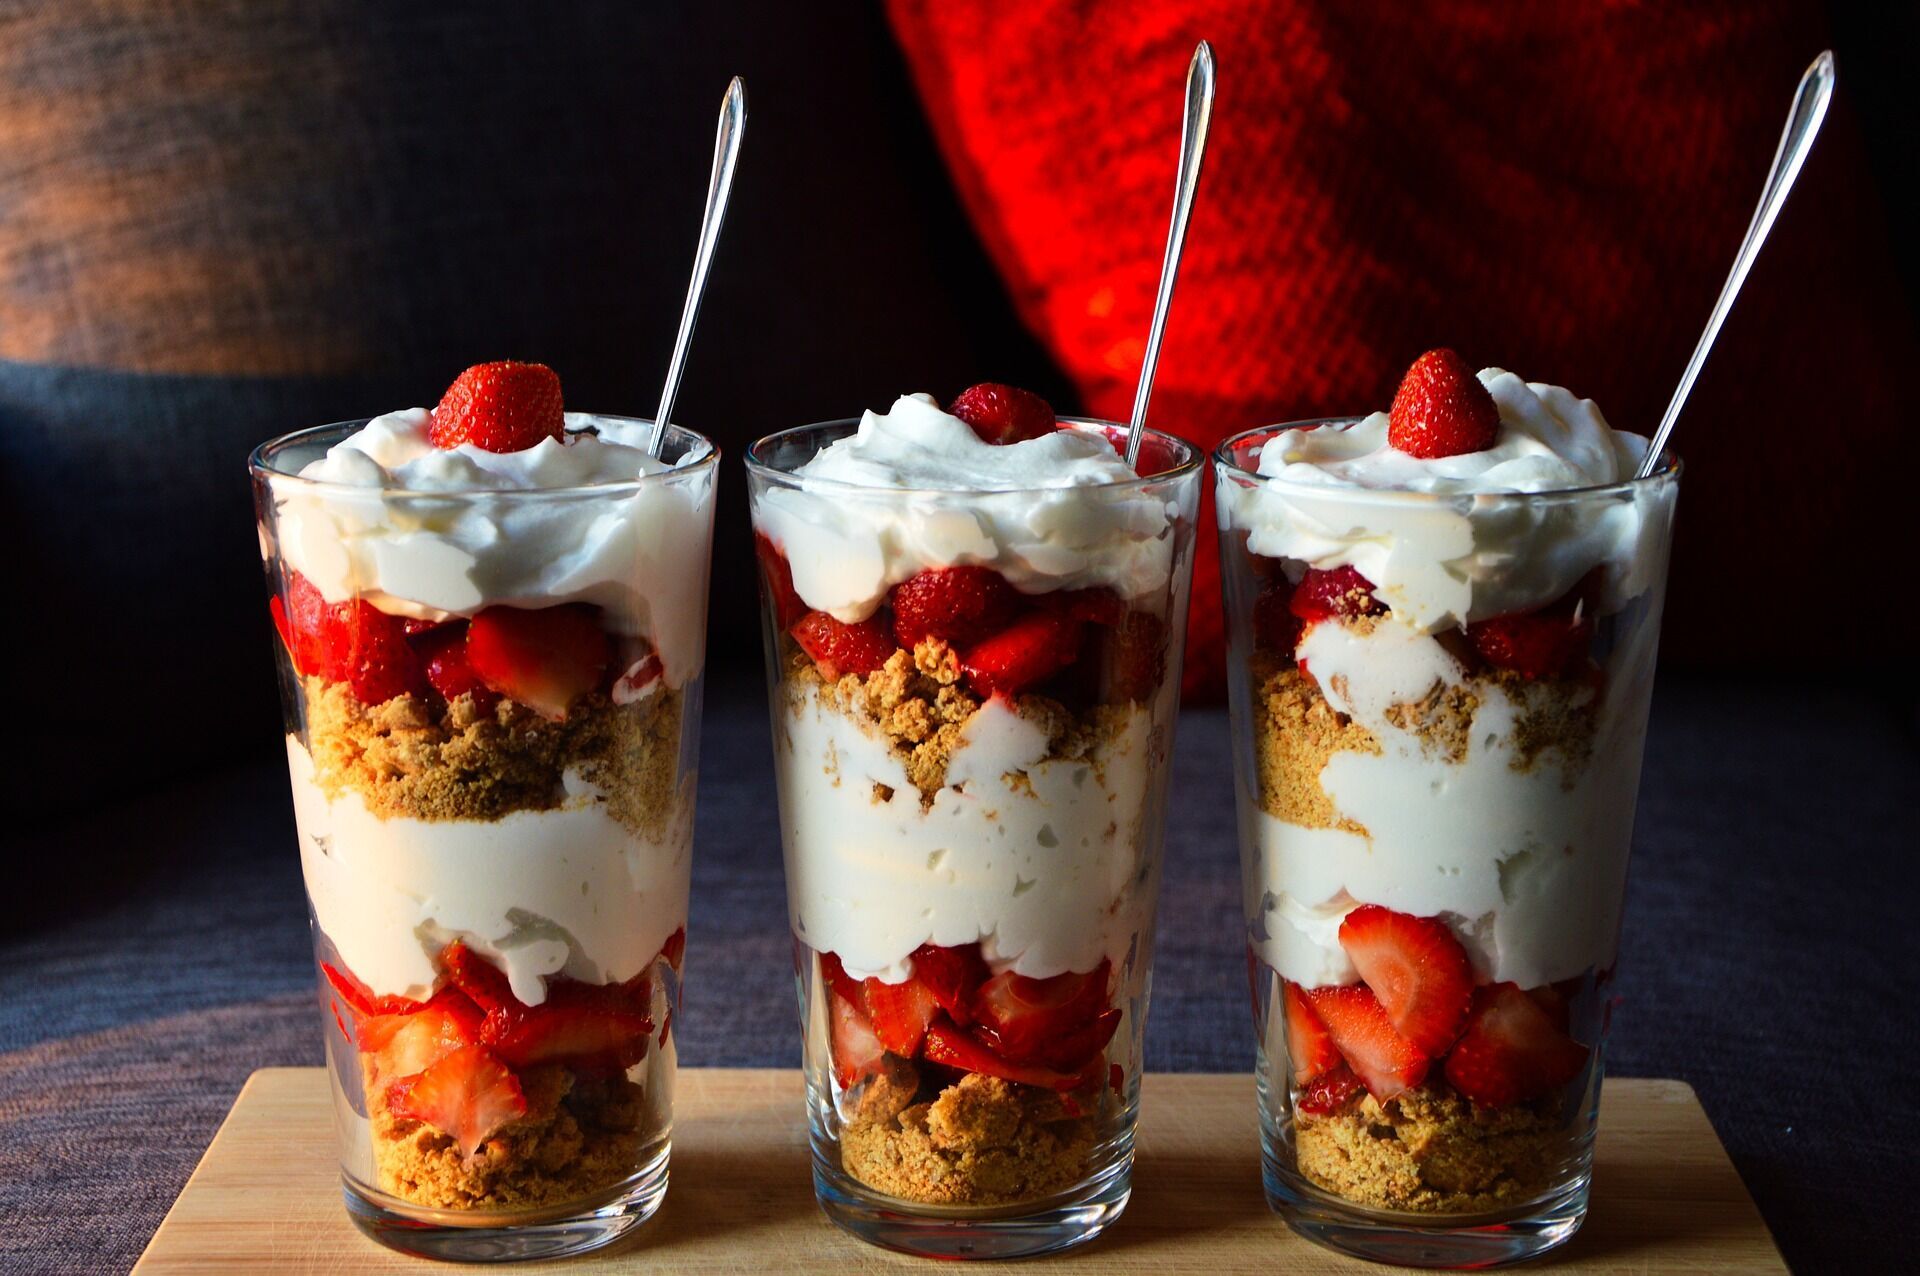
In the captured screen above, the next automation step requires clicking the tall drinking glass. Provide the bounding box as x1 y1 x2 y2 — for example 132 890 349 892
746 418 1201 1258
250 416 716 1261
1216 420 1679 1267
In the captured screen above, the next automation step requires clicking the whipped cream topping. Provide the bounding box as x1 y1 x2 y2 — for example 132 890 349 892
271 409 715 685
753 394 1176 621
1227 370 1666 631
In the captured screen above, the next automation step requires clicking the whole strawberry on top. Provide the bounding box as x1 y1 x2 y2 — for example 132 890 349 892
429 360 567 452
1387 348 1500 459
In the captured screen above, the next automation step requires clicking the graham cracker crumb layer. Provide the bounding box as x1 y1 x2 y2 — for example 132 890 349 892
301 677 683 834
1252 656 1378 834
366 1060 653 1211
1294 1083 1566 1213
840 1069 1097 1207
790 640 1142 806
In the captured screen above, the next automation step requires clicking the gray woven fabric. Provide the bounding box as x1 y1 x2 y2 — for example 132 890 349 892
2 683 1914 1274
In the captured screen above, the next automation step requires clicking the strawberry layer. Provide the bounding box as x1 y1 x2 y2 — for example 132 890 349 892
776 683 1165 984
271 409 715 687
753 395 1176 624
287 737 691 1005
1241 616 1660 991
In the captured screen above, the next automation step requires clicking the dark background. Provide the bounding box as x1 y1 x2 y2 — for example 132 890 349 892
1 3 1916 1271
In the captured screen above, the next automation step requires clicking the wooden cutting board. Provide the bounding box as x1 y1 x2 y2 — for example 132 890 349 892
134 1069 1783 1272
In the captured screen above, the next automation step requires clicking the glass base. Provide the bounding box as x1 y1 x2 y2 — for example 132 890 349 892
812 1139 1133 1260
342 1141 670 1263
1263 1142 1589 1269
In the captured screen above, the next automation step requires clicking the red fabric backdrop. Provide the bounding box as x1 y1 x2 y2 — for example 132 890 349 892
885 0 1913 696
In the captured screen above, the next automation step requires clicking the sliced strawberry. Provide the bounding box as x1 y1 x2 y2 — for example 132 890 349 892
320 961 425 1020
1306 984 1429 1101
1387 348 1500 459
1036 1006 1123 1072
960 611 1083 697
464 603 612 720
275 571 426 703
888 566 1022 647
660 927 687 973
440 942 514 1015
1467 606 1594 680
1337 904 1474 1057
754 532 809 630
412 622 500 710
610 653 663 703
920 1020 1097 1091
357 989 484 1077
429 361 565 453
790 611 899 680
1528 982 1573 1033
1253 579 1302 655
1038 587 1128 627
828 984 888 1089
970 960 1111 1067
386 1044 528 1157
1289 566 1384 623
1444 982 1590 1107
949 382 1056 445
1281 980 1343 1086
818 950 867 1008
481 981 653 1070
1101 610 1165 701
1298 1062 1366 1115
275 572 343 680
861 976 942 1056
907 943 988 1027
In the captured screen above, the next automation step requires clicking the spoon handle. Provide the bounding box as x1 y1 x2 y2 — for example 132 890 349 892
1638 50 1835 478
648 76 748 458
1125 42 1215 469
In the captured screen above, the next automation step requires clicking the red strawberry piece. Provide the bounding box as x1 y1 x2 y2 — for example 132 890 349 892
818 950 868 1008
790 610 900 680
969 960 1111 1067
661 928 687 973
611 653 664 702
1289 566 1384 623
753 532 810 630
861 976 943 1057
1037 1006 1123 1072
1387 348 1500 459
888 567 1022 647
441 942 515 1015
429 361 565 453
481 981 654 1070
1298 1062 1367 1115
919 1020 1098 1091
357 988 485 1078
1306 984 1430 1101
960 610 1083 697
1039 587 1128 627
1102 610 1166 701
907 943 989 1027
1281 980 1344 1086
386 1044 528 1157
1110 1062 1125 1094
1443 982 1590 1107
1527 982 1572 1033
274 572 342 679
1466 607 1594 680
465 603 612 720
1253 580 1303 655
274 571 426 703
1337 904 1475 1057
320 961 426 1021
948 382 1057 445
411 623 500 710
827 982 888 1089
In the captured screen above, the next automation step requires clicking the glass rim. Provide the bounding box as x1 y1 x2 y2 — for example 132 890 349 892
1211 417 1682 504
743 416 1205 496
248 416 721 498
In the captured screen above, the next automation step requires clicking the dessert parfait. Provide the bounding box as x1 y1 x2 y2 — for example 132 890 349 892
1215 350 1680 1264
250 362 717 1259
746 385 1201 1256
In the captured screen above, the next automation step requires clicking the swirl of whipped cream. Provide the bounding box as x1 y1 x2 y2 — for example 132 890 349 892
752 394 1176 620
270 409 715 686
1225 370 1668 630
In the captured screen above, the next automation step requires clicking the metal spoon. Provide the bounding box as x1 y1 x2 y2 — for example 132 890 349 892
1124 42 1215 470
1637 50 1835 478
647 76 748 458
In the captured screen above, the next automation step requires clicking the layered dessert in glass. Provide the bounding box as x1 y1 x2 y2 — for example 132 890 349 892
249 362 717 1261
1215 350 1680 1266
746 385 1201 1258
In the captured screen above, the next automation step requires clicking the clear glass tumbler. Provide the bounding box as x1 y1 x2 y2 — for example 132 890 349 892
745 419 1202 1258
250 417 716 1261
1214 420 1680 1267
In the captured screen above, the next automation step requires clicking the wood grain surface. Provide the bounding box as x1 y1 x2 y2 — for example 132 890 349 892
134 1069 1783 1273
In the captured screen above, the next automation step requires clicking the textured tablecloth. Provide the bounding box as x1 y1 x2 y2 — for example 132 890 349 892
2 680 1913 1274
